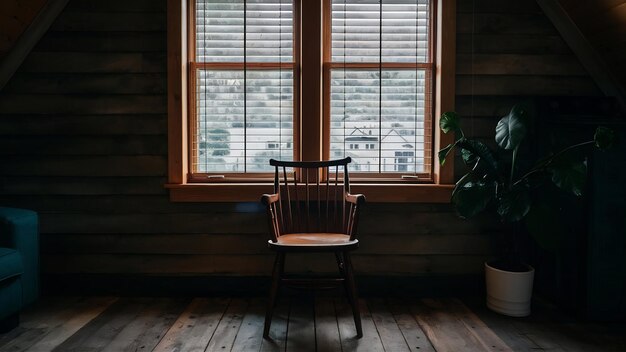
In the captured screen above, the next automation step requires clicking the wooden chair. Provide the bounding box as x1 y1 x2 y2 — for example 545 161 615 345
261 157 365 338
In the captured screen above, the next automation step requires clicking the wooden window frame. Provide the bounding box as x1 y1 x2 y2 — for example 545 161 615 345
187 0 300 180
322 0 435 182
166 0 456 202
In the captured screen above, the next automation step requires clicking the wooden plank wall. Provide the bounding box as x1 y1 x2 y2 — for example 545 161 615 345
0 0 600 283
0 0 49 59
558 0 626 87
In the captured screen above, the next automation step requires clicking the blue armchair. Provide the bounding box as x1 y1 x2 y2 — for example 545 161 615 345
0 207 39 332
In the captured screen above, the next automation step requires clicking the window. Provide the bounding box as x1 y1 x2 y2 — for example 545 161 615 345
167 0 456 202
327 0 432 176
190 0 295 177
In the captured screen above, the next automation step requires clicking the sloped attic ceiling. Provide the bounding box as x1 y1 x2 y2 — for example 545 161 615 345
538 0 626 110
0 0 70 89
560 0 626 84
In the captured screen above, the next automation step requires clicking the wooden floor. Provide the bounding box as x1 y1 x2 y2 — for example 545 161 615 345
0 295 624 352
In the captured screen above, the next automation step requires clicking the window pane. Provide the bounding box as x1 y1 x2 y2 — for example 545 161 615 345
330 69 427 173
331 0 430 63
196 0 293 63
331 0 380 63
382 0 430 63
195 69 293 172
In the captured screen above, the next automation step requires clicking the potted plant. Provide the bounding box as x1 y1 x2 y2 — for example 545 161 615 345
438 105 615 317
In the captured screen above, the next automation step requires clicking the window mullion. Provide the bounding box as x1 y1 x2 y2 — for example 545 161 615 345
300 0 324 164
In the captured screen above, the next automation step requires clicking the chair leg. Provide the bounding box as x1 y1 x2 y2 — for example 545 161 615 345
336 252 355 307
335 252 345 275
343 251 362 338
264 252 285 338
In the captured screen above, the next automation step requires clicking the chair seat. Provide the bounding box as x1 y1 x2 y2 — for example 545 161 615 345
269 233 358 250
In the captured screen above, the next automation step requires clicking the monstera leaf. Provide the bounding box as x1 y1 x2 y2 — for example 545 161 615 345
497 185 531 222
461 148 477 167
440 111 461 134
438 143 455 166
548 157 587 196
594 126 615 150
451 173 497 219
457 139 499 176
495 105 528 150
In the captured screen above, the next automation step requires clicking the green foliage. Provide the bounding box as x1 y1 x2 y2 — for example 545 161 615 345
456 139 499 176
451 173 496 219
594 126 615 150
496 184 531 222
548 157 586 196
438 143 455 166
438 106 614 254
495 105 528 150
440 112 461 134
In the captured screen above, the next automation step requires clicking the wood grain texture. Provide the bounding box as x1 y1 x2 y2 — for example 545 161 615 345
152 298 228 352
259 298 289 351
368 298 411 352
101 298 189 352
166 0 187 185
433 0 456 184
337 298 385 351
52 298 155 351
0 0 605 280
22 297 117 351
0 0 49 53
0 297 83 350
1 296 623 351
0 0 70 89
231 298 265 352
314 297 342 352
388 298 436 352
537 0 626 109
286 297 316 352
412 299 487 352
204 298 248 351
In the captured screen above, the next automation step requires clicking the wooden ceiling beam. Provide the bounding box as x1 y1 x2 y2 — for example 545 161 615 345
537 0 626 111
0 0 70 91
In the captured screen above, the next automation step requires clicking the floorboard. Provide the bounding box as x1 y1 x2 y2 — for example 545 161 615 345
387 298 435 352
53 297 152 351
314 297 341 352
285 296 316 352
368 298 411 351
413 298 489 352
6 297 117 352
0 295 624 352
152 297 228 352
0 297 81 350
231 298 265 352
204 298 247 352
259 297 289 352
337 298 385 352
101 297 189 352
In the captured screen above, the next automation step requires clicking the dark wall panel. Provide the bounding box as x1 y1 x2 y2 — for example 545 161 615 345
0 0 598 280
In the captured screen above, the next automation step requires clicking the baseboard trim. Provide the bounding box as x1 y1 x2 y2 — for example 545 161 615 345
42 274 483 297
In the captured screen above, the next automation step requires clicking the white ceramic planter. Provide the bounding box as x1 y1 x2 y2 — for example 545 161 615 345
485 261 535 317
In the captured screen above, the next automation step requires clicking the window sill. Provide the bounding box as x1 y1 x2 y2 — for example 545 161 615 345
165 183 454 203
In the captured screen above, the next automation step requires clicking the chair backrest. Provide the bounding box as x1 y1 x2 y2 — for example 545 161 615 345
267 157 360 238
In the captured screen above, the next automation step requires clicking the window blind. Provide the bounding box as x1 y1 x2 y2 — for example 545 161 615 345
330 0 432 174
193 0 294 173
